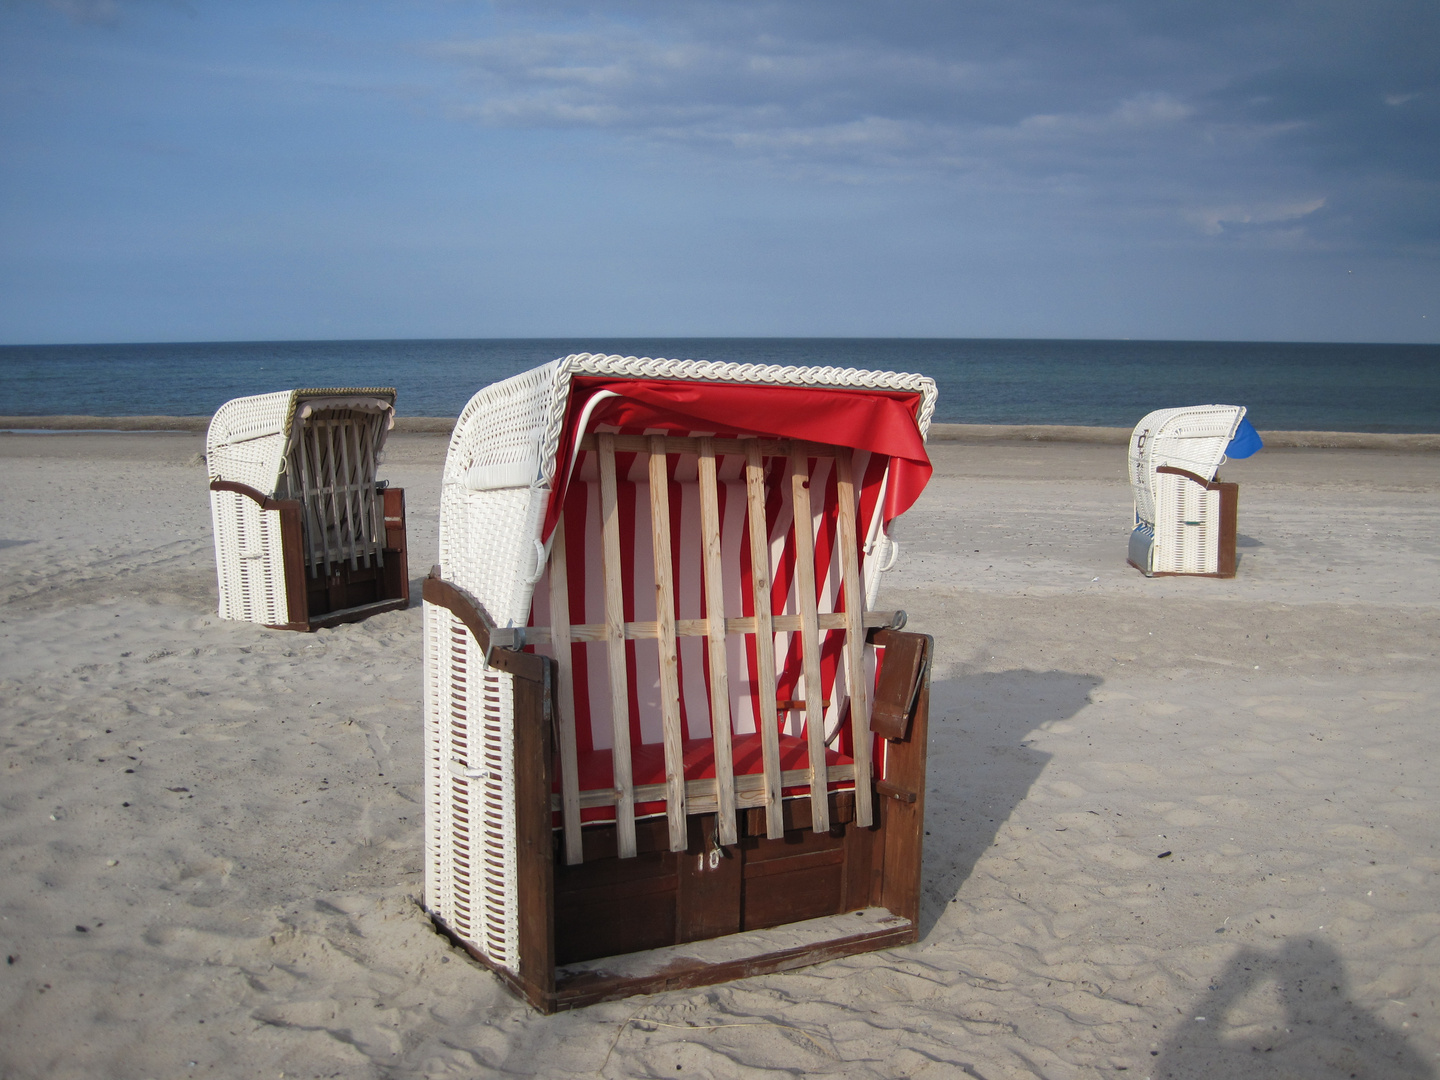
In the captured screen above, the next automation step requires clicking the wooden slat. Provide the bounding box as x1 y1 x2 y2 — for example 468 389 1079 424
319 422 343 573
511 610 896 646
648 435 688 852
696 437 737 845
597 434 638 858
359 414 382 568
744 441 785 839
788 446 829 832
335 418 359 569
834 447 874 828
295 423 323 577
548 512 584 866
549 764 858 812
304 423 330 577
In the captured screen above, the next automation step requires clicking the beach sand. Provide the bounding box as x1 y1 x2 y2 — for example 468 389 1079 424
1 431 1436 1079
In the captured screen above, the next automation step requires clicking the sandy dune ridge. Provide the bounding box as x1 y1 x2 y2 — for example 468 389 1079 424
1 432 1436 1079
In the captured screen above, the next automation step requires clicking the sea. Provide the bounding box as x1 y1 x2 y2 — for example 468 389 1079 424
1 338 1437 432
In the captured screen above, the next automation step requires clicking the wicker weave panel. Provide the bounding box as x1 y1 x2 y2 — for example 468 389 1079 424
209 489 288 625
423 601 520 972
1154 473 1221 574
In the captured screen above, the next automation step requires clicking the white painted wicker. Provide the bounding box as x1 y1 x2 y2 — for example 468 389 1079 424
1128 405 1245 575
424 354 936 977
207 388 396 626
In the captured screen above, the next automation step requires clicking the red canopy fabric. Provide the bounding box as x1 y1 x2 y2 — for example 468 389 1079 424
542 376 931 541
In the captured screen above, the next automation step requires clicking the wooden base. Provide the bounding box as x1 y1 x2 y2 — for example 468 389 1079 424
422 574 933 1013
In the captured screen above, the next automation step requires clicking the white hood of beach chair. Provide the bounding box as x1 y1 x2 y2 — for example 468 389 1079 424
1129 404 1246 527
440 354 938 632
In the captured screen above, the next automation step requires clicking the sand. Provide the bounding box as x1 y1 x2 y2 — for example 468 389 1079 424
1 430 1436 1079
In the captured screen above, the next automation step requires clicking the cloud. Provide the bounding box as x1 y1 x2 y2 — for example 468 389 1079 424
1185 197 1328 236
415 1 1437 246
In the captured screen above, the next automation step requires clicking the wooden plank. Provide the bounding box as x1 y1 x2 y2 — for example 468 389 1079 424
335 417 359 569
276 501 311 630
306 423 331 577
870 632 928 741
744 441 785 839
507 609 897 646
381 486 409 607
834 448 875 828
550 909 916 1012
548 512 584 866
788 447 829 832
696 437 737 846
648 436 688 852
512 656 557 1006
676 814 742 943
873 631 931 926
294 421 324 577
548 763 858 812
317 421 342 575
597 433 638 859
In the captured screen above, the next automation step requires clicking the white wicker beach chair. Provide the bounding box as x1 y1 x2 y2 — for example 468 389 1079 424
422 354 938 1010
207 388 410 630
1127 404 1246 577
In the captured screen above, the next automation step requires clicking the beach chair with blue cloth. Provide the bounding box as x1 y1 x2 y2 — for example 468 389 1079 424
1127 404 1262 577
207 388 410 630
422 354 937 1011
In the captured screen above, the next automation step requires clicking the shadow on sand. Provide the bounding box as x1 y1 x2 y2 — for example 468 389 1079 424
1151 937 1433 1079
917 668 1101 938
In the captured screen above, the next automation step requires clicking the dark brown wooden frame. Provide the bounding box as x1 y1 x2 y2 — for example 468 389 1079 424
1127 466 1239 579
423 570 931 1013
211 480 410 630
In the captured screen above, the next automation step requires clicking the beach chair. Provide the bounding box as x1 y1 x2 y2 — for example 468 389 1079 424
207 388 410 630
1127 405 1247 577
422 354 938 1011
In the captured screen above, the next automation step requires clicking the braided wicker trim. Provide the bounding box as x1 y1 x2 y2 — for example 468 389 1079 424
531 354 936 494
284 387 396 441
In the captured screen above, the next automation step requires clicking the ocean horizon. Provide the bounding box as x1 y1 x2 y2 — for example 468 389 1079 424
2 337 1437 433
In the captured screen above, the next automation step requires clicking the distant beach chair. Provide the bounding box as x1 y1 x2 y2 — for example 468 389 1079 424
423 354 937 1011
207 388 410 630
1127 404 1259 577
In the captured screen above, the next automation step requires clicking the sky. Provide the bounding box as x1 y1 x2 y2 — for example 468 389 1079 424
1 0 1437 344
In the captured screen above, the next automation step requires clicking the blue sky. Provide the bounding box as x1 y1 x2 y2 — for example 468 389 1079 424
1 0 1436 344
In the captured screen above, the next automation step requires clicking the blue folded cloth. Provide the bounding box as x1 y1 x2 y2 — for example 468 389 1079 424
1226 416 1263 459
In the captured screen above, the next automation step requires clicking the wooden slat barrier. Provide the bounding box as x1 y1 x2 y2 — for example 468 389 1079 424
291 410 388 578
597 434 638 859
548 513 584 865
544 432 889 859
648 435 689 852
789 445 830 832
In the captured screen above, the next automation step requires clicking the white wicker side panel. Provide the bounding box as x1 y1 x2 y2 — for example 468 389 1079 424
1154 472 1220 574
439 485 549 629
207 390 294 496
210 489 289 625
423 600 520 973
